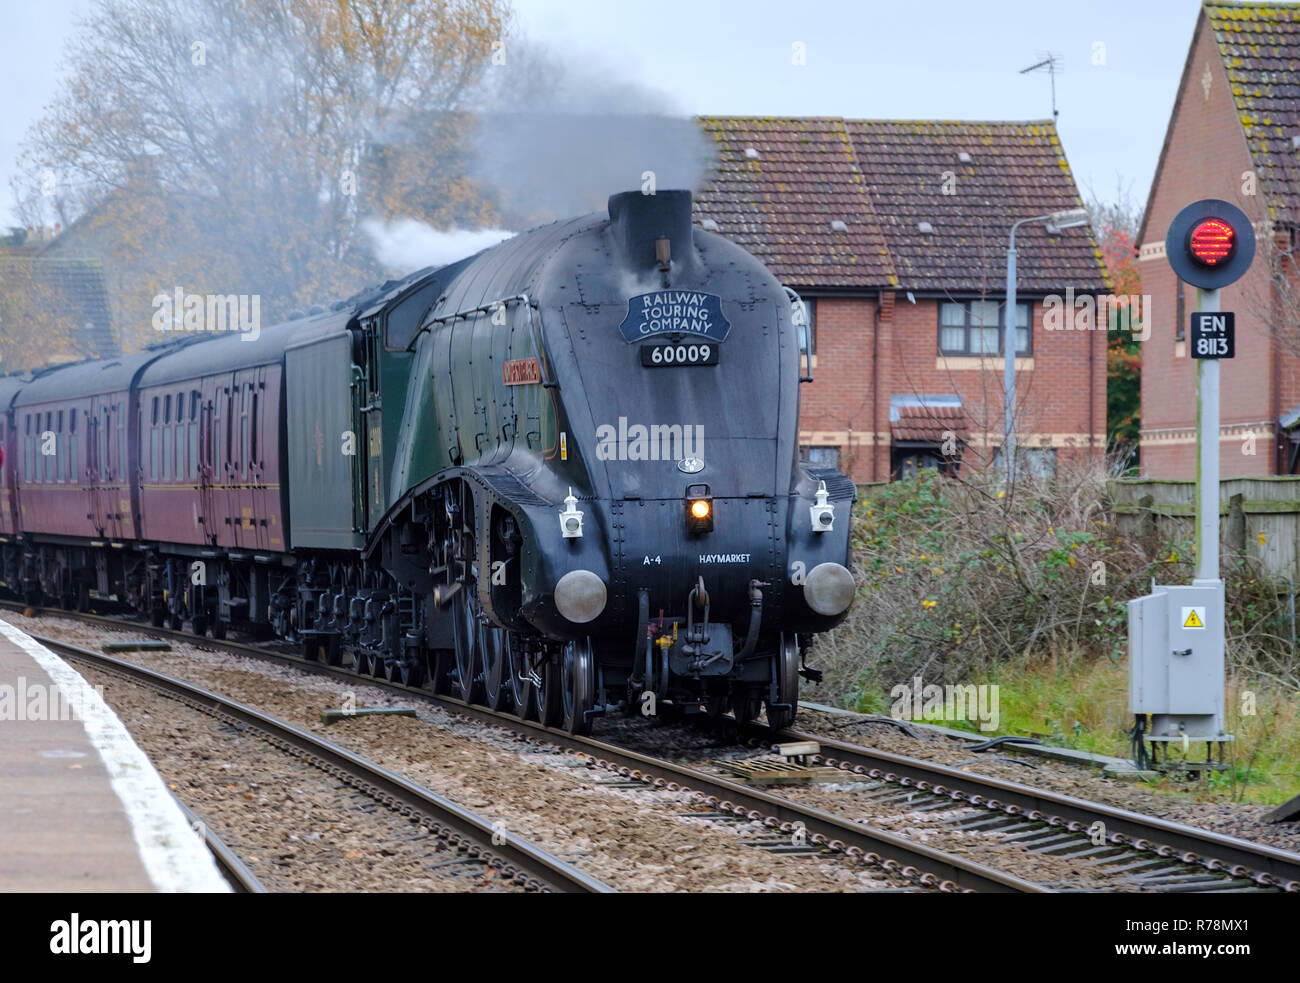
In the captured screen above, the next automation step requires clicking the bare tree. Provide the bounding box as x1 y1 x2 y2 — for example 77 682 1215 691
11 0 510 352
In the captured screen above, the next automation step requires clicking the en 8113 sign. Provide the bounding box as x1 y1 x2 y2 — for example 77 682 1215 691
1190 312 1234 359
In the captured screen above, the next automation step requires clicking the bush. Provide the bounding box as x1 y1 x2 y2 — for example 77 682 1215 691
811 460 1297 713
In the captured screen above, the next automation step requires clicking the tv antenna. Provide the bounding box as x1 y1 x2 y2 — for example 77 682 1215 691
1020 53 1062 120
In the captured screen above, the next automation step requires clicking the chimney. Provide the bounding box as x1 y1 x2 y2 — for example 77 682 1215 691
607 190 698 275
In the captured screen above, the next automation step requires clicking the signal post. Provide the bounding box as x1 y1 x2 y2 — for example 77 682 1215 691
1127 200 1255 772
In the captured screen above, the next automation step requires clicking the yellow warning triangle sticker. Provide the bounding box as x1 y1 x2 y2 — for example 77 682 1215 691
1183 609 1204 628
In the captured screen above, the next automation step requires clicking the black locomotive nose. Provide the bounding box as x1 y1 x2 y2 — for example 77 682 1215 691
607 189 699 275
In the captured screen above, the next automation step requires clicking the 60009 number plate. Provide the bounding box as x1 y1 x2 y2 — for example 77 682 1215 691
640 342 719 367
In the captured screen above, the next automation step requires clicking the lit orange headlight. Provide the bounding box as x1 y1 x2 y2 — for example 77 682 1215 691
684 483 713 534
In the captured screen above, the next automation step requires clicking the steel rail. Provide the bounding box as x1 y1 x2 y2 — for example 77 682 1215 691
765 725 1300 892
3 604 1045 893
32 632 613 895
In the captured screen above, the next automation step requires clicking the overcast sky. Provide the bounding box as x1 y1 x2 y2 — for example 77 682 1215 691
1 0 1210 229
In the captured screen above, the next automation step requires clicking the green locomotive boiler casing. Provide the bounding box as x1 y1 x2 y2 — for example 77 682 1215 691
364 190 857 725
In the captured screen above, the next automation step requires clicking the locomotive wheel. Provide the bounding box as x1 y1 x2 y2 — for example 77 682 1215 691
481 622 511 712
168 613 183 631
212 619 227 640
537 654 563 727
505 634 536 720
192 615 208 637
151 607 166 628
560 638 596 736
453 589 484 704
764 635 800 731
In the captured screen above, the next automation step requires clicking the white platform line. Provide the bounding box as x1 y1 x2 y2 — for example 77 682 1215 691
0 619 231 893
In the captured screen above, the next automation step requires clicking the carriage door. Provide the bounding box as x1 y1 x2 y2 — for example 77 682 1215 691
215 376 242 547
197 382 219 547
361 319 385 532
232 369 260 546
88 397 116 538
248 366 271 550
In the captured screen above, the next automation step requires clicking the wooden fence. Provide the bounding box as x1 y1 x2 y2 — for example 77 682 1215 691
1109 477 1300 582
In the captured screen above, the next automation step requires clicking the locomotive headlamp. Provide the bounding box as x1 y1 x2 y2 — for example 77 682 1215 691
554 569 607 623
685 483 713 534
809 479 834 533
804 562 856 616
559 488 584 539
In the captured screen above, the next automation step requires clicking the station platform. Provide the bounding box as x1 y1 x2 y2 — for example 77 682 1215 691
0 617 229 892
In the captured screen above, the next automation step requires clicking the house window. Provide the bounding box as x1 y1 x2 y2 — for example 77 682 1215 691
800 445 838 468
939 300 1030 355
798 298 816 355
992 446 1057 479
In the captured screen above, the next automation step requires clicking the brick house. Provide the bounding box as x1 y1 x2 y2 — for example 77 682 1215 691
694 116 1110 483
1137 1 1300 477
0 229 117 369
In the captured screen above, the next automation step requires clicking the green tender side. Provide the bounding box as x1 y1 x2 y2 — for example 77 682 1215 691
285 332 364 551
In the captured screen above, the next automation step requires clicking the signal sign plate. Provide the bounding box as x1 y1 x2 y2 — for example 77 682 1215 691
1181 606 1206 629
1190 312 1234 359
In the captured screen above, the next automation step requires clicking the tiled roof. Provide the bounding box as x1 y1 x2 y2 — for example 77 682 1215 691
1204 2 1300 222
694 117 896 288
892 404 970 442
0 255 117 358
847 120 1109 293
695 116 1108 294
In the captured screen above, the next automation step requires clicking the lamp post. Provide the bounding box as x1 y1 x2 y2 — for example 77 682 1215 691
1003 208 1090 483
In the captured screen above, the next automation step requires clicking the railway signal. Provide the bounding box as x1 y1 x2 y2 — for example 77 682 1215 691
1128 199 1256 772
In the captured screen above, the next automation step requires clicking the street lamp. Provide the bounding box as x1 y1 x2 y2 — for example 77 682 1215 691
1003 207 1090 483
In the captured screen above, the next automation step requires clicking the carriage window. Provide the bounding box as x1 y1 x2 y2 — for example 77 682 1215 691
149 402 159 480
24 414 33 483
117 405 125 482
56 411 64 482
240 384 251 479
250 391 259 470
226 389 234 474
44 412 53 483
189 391 200 479
100 408 109 480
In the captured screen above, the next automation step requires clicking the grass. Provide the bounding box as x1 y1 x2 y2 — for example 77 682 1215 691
846 647 1300 806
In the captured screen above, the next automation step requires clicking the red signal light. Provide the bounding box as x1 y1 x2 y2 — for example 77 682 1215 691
1188 219 1235 266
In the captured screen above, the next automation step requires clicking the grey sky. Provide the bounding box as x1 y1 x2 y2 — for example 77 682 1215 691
1 0 1208 229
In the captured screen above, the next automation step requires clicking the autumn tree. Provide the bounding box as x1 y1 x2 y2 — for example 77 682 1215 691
12 0 510 351
1087 188 1144 473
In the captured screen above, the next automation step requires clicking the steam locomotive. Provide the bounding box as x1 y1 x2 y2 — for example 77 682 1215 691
0 190 856 733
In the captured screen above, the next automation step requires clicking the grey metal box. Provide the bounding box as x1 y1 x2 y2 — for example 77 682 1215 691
1128 583 1225 738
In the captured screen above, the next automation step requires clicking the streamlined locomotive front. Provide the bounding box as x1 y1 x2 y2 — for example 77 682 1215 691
522 190 857 722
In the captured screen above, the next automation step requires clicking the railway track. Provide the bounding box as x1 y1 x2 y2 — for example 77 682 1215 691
31 629 612 894
170 796 268 893
753 726 1300 893
6 604 1041 893
14 601 1300 892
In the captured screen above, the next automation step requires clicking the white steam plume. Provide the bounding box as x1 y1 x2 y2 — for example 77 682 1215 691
363 218 514 272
